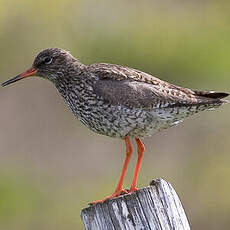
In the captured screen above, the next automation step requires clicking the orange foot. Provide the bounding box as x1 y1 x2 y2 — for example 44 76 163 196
90 189 128 205
128 186 139 193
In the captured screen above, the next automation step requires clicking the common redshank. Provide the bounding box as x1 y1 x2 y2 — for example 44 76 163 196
2 48 229 204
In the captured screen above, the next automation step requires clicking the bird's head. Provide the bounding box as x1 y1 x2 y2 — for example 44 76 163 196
2 48 78 86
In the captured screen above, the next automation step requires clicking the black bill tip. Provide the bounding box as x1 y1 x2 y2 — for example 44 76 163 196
1 75 22 87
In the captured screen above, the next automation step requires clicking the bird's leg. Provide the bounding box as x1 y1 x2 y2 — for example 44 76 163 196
129 138 145 193
90 137 132 204
113 137 132 194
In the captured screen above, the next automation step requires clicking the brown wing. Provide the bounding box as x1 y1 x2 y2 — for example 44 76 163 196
89 63 228 109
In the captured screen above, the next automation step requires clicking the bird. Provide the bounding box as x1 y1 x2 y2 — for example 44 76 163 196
2 48 229 204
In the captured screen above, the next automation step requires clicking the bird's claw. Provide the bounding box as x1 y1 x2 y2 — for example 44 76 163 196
89 188 128 205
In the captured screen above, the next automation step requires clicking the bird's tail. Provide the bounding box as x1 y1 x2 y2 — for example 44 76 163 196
194 90 229 106
194 90 229 99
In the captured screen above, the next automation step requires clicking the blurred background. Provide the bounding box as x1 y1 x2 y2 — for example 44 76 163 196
0 0 230 229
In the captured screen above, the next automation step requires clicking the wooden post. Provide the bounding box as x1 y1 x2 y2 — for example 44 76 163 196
81 178 191 230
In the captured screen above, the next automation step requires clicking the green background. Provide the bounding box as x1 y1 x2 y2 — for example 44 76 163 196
0 0 230 229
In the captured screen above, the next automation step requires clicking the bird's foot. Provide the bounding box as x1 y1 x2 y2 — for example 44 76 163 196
128 186 139 193
90 189 128 205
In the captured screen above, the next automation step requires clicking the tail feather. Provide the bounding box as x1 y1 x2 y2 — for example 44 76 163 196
194 90 229 99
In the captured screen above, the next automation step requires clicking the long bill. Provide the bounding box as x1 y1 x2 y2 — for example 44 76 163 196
1 67 37 87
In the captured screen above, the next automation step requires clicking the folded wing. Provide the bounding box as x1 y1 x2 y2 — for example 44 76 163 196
89 63 228 109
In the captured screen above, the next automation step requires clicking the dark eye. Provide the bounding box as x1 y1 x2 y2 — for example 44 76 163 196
44 57 53 64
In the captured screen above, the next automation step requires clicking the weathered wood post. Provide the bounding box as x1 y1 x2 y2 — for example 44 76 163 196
81 178 191 230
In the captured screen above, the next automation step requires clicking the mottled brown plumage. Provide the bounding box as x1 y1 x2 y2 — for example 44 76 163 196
90 63 228 109
2 48 229 203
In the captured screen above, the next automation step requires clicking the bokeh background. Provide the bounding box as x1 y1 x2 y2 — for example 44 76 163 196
0 0 230 229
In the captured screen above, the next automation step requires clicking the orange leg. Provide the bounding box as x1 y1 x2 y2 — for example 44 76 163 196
91 137 132 204
129 138 145 193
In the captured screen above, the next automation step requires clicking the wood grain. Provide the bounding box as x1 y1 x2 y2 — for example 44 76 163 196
81 178 191 230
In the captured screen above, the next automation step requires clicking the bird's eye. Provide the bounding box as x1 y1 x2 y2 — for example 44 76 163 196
44 57 53 64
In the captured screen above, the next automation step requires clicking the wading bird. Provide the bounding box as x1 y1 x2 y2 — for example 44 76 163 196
2 48 228 203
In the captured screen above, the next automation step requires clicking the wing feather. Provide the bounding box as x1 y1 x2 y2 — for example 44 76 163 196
88 63 227 109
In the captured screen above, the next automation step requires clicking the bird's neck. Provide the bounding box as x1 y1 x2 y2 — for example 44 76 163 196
54 63 94 98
